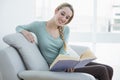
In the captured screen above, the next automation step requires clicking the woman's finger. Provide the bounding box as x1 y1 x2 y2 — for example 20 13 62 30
71 68 75 72
66 68 75 72
21 30 35 43
28 34 35 43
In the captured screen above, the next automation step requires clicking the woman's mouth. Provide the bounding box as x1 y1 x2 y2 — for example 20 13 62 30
58 20 64 24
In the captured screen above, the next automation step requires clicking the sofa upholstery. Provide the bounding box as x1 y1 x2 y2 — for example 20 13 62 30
0 33 96 80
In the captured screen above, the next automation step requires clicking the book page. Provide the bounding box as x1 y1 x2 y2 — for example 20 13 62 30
80 49 96 60
50 49 96 71
73 49 96 68
50 54 80 69
74 58 95 68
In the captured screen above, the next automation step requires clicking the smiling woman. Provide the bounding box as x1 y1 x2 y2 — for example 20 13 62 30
16 2 74 66
15 2 114 80
35 0 93 32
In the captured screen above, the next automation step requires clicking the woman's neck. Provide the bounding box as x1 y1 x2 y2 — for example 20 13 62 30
46 19 60 39
47 19 58 29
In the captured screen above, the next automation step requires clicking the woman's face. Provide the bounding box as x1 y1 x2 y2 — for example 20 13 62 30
54 7 72 26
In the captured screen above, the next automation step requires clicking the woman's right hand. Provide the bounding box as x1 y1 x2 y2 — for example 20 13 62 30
21 30 35 43
65 68 75 72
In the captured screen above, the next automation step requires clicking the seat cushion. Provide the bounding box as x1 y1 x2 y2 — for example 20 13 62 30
18 71 96 80
3 33 49 70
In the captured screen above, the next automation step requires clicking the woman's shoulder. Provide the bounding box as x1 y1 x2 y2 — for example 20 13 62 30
63 25 70 36
30 21 46 28
64 25 70 32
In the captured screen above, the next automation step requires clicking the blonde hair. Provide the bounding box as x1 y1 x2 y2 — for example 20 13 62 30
58 26 67 50
57 3 74 50
56 2 74 24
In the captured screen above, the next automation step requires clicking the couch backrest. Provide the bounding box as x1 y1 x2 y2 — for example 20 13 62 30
3 33 49 70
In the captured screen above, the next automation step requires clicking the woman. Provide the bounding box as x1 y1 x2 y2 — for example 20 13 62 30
16 2 113 80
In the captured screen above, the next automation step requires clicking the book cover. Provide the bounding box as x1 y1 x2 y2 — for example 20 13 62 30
50 49 96 71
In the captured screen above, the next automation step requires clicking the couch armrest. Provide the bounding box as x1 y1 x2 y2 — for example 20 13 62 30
70 45 90 55
0 47 25 80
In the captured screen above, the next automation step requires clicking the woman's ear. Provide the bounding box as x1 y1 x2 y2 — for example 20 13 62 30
55 8 59 14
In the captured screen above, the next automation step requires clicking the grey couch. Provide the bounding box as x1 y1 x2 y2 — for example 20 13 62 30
0 33 96 80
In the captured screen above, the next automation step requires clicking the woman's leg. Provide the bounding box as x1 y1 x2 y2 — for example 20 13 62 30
74 64 110 80
86 62 113 80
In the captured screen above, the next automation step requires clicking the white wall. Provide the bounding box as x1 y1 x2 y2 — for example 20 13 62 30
0 0 36 50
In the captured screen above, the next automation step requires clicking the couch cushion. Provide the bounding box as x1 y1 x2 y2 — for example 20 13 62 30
66 46 79 57
3 33 49 70
18 71 96 80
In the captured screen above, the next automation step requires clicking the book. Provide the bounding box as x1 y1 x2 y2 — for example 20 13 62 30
50 49 97 71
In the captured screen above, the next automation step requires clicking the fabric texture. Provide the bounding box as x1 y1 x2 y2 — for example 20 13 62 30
3 33 49 70
0 44 96 80
18 70 96 80
66 46 79 57
0 47 25 80
16 21 70 65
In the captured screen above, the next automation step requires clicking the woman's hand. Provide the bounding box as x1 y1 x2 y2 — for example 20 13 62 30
21 30 35 43
65 68 75 72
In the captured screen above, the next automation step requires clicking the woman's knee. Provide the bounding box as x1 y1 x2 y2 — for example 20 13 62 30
98 65 108 73
105 65 113 79
106 65 113 73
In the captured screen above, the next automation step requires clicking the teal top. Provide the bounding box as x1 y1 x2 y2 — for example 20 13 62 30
16 21 70 65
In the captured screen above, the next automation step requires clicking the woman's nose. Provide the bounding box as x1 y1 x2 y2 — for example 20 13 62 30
62 17 67 22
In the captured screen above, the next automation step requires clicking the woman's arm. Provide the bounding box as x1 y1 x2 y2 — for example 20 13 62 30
16 21 38 32
16 21 38 43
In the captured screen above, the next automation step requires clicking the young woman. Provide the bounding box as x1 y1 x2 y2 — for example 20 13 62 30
16 2 113 80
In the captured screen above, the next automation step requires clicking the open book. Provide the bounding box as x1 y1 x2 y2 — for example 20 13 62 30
50 49 97 71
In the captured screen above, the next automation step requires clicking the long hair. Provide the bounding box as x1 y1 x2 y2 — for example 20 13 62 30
56 3 74 50
56 3 74 24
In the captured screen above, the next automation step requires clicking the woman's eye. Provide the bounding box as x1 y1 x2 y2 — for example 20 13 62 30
66 16 71 20
66 16 69 19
